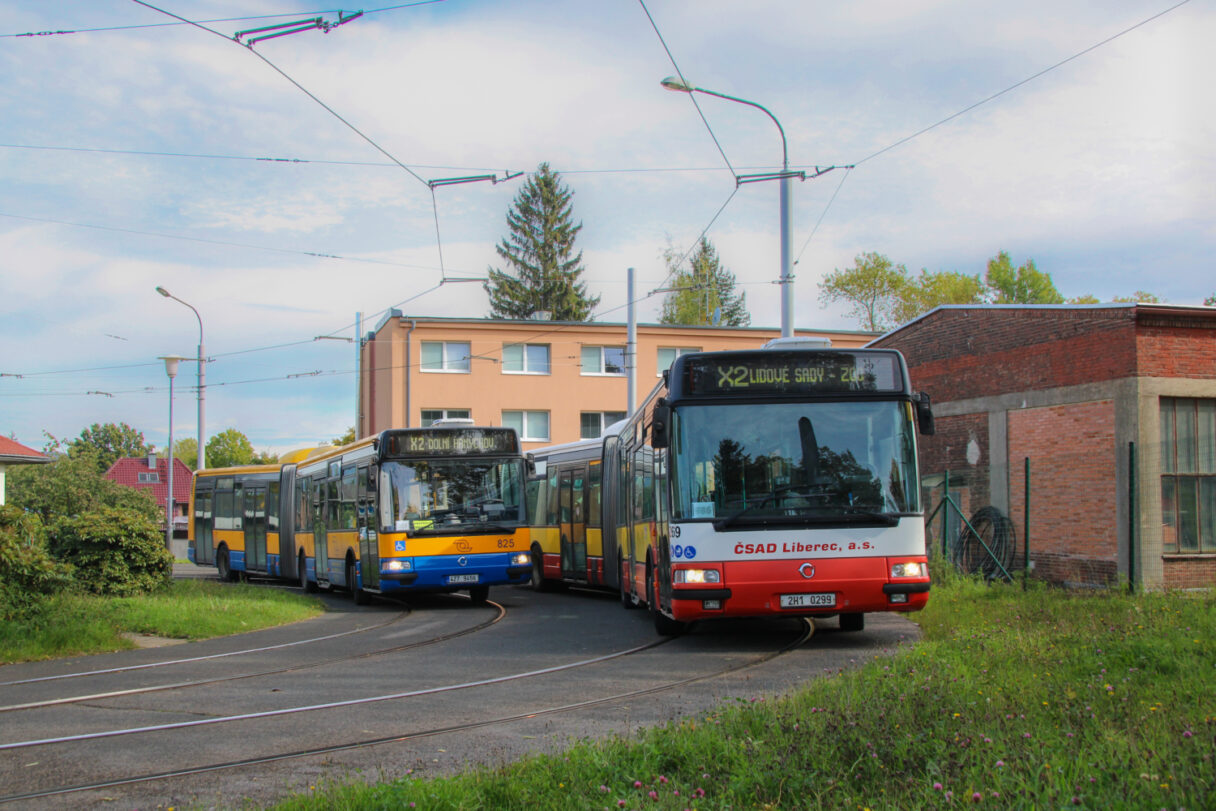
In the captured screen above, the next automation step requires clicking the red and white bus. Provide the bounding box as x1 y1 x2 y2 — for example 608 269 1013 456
607 345 935 635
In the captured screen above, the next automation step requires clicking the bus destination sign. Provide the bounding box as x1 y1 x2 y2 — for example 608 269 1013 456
386 428 519 457
684 352 901 396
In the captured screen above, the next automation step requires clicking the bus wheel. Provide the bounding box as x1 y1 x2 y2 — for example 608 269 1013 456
347 558 370 606
529 545 552 592
216 546 237 582
298 551 317 594
468 585 490 605
648 558 688 636
619 561 639 609
839 612 865 632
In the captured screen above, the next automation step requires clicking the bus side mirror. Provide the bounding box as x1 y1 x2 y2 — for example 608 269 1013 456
651 401 670 449
915 392 936 436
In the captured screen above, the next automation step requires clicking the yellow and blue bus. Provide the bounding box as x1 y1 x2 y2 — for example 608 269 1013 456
189 425 532 603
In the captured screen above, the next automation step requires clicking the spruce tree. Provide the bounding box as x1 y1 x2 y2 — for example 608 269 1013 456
659 238 750 327
484 163 599 321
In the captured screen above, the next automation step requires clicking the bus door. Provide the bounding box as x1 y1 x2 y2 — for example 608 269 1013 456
244 486 267 571
313 483 329 584
560 468 587 579
358 465 379 589
194 490 214 565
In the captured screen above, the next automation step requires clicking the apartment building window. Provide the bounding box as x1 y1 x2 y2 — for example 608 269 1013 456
420 341 471 372
581 411 626 439
581 345 625 376
503 343 551 374
503 410 550 442
657 346 699 374
421 409 470 426
1160 397 1216 554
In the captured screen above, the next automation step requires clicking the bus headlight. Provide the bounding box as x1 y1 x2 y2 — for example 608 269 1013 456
510 552 531 566
674 568 720 584
383 559 412 573
891 562 927 578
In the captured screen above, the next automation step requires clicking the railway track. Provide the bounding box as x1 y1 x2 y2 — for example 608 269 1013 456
0 613 813 806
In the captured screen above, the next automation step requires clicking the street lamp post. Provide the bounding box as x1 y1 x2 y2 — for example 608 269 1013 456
159 355 187 551
156 287 206 469
661 76 795 337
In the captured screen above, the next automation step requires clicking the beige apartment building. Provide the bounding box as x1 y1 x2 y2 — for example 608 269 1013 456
359 314 875 450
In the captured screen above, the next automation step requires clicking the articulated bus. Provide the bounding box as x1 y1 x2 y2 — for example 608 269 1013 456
528 346 936 635
189 425 532 603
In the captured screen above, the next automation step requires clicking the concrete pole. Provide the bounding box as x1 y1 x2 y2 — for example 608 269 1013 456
627 267 637 416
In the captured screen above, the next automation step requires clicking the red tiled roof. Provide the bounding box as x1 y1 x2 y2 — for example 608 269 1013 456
104 456 194 508
0 436 50 464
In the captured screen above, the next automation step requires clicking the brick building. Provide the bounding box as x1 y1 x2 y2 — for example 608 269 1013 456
872 304 1216 590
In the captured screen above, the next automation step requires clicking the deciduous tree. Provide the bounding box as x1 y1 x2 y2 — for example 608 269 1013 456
984 251 1064 304
67 422 151 474
818 252 909 331
659 238 750 327
206 429 255 469
484 163 599 321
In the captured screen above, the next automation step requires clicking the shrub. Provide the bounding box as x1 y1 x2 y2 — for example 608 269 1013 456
0 505 74 618
50 506 173 596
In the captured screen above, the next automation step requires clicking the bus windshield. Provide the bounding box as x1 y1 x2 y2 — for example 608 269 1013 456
379 457 525 533
669 400 919 522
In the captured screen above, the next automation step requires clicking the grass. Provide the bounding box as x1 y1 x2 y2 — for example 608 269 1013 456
269 567 1213 810
0 579 324 663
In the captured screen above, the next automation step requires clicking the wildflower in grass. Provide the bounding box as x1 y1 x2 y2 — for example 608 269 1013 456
933 782 943 791
649 790 658 800
996 761 1005 768
1183 730 1193 738
617 801 626 808
972 791 982 802
634 781 643 789
601 785 609 793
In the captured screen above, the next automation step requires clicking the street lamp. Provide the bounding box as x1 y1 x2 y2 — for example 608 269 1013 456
661 76 795 337
159 355 187 552
156 287 206 469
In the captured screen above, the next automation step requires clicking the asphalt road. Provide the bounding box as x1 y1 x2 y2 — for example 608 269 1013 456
0 569 922 810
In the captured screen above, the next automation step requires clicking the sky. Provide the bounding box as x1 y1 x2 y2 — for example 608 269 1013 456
2 0 1212 457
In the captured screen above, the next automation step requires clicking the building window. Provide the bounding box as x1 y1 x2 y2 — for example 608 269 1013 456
137 472 161 484
503 410 550 442
581 345 625 376
1160 397 1216 554
581 411 626 439
421 409 470 426
503 343 551 375
657 346 699 374
420 341 471 373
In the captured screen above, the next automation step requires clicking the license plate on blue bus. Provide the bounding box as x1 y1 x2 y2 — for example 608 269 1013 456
780 592 835 608
448 574 479 584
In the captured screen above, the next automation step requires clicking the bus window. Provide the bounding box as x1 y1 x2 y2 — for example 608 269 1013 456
588 464 602 528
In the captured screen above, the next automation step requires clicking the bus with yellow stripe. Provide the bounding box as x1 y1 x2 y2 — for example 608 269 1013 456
190 425 532 604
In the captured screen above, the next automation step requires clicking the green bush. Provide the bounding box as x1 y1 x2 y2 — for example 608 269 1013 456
0 505 74 619
50 506 173 596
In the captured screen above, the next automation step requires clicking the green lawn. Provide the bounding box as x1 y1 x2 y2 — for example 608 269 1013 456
272 570 1213 810
0 579 324 663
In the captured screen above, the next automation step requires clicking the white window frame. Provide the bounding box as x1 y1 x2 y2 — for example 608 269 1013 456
421 409 471 426
581 345 626 376
657 346 700 375
581 411 626 439
502 343 551 375
502 410 550 442
420 341 471 373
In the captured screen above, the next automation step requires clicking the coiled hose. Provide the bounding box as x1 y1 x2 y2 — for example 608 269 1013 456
950 505 1016 580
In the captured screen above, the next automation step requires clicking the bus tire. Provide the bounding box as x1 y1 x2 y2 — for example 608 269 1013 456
347 558 370 606
468 585 490 605
529 545 553 592
839 612 865 632
619 560 639 609
299 551 317 593
648 557 688 636
216 546 238 582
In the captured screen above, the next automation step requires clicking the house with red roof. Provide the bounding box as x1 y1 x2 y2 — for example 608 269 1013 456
0 436 51 506
104 454 194 534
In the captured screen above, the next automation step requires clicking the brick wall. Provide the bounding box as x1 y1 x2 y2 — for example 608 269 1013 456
1137 321 1216 380
1163 557 1216 589
876 307 1136 403
1008 401 1118 586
